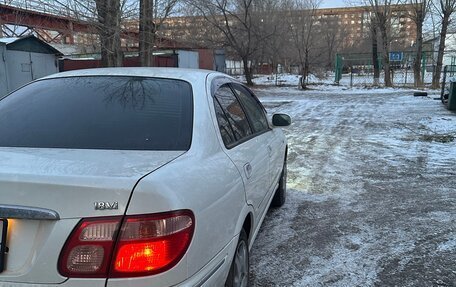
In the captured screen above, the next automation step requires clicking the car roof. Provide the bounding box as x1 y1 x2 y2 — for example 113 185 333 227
43 67 232 83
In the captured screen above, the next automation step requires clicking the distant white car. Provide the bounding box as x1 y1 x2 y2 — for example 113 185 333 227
0 68 290 287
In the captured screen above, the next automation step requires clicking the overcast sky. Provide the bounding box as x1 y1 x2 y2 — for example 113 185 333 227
320 0 349 8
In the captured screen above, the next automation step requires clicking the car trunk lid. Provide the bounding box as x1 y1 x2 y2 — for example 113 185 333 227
0 147 185 284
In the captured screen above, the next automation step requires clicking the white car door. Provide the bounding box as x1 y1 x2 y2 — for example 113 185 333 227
211 83 270 212
230 84 285 192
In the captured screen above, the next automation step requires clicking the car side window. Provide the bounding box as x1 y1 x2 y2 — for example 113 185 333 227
231 83 269 133
214 85 252 145
213 99 236 145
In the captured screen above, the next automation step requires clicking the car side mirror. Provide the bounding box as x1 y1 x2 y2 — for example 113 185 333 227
272 114 291 127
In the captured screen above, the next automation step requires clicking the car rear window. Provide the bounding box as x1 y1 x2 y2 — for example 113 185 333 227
0 76 193 150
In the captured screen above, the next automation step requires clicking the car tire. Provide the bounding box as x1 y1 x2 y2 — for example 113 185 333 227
271 157 287 208
225 229 249 287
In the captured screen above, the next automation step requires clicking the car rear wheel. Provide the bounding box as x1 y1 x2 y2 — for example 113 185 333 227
225 229 249 287
271 157 287 207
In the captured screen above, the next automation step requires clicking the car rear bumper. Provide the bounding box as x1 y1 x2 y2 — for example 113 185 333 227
0 235 239 287
0 280 105 287
175 235 238 287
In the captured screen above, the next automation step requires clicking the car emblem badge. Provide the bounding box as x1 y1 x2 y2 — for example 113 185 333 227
94 202 119 210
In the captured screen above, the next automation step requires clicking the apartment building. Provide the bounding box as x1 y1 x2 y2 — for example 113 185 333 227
159 5 417 50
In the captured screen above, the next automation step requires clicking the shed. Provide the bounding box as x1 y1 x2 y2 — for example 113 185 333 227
0 35 62 96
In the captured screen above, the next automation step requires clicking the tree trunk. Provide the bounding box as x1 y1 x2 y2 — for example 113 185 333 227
372 26 380 86
95 0 123 67
302 50 310 89
379 21 392 87
139 0 155 67
414 16 423 87
243 58 253 86
432 13 450 89
327 46 334 70
300 67 306 89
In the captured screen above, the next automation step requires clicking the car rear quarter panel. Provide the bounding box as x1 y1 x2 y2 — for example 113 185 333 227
113 75 249 286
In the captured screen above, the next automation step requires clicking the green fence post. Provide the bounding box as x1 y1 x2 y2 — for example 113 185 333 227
405 66 408 85
350 66 353 88
451 57 456 77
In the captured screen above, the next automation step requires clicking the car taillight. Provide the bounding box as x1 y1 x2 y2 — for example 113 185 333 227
110 211 194 277
58 210 194 278
58 217 121 278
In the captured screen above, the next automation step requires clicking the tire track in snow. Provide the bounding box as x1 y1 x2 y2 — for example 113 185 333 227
251 89 456 287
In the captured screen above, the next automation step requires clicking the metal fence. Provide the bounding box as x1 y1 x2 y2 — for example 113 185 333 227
335 50 456 87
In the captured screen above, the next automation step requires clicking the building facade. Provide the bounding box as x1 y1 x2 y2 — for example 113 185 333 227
159 5 417 51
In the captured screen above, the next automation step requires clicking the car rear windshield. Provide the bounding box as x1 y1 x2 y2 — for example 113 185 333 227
0 76 193 150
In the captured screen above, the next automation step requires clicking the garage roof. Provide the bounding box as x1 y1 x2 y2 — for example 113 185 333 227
0 35 62 55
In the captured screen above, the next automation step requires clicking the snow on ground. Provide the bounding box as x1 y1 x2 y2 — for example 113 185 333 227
256 85 438 95
234 73 438 94
249 87 456 286
234 73 333 86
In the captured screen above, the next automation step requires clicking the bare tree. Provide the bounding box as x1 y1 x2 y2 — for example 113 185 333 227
139 0 155 66
407 0 430 87
13 0 125 66
138 0 179 66
186 0 266 85
250 0 288 74
431 0 456 88
320 16 349 69
287 0 320 89
8 0 178 67
95 0 123 67
368 0 396 87
371 16 381 86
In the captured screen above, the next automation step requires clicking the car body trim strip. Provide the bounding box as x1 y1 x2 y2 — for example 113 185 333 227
195 258 226 287
0 204 60 220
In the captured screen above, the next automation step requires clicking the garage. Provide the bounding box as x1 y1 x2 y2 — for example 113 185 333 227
0 35 62 96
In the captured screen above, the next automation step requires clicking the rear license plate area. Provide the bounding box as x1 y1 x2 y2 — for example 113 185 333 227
0 218 7 273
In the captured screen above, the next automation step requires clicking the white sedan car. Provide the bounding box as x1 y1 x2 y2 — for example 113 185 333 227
0 68 290 287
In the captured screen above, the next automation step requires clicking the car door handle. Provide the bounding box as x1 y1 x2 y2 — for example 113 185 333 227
244 163 252 179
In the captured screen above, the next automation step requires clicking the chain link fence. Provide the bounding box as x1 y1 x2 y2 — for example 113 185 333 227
335 50 456 87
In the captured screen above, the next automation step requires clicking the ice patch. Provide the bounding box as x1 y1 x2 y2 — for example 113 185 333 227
437 239 456 252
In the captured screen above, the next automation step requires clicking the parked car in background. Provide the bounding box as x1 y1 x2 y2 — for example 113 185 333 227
0 68 290 287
